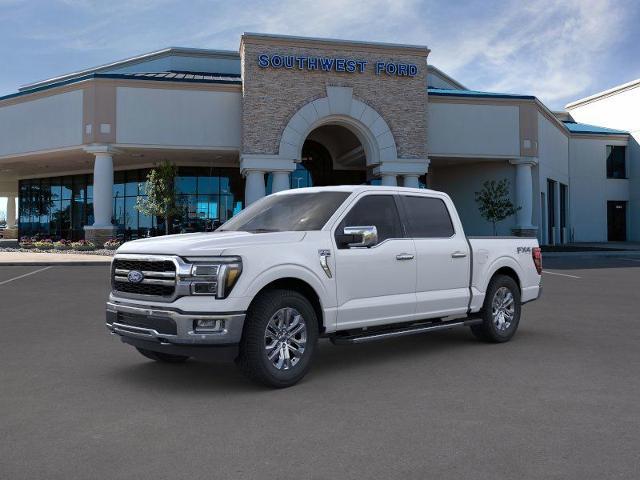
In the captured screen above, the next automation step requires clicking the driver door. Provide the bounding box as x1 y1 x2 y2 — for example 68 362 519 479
333 194 417 330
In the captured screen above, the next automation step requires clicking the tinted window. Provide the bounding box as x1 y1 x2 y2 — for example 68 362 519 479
220 192 349 232
606 145 626 179
401 196 454 238
340 195 402 243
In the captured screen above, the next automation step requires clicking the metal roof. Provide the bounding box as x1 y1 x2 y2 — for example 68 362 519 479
428 87 535 100
562 121 628 135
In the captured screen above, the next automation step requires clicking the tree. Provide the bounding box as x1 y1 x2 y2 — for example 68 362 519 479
136 161 182 235
474 179 520 235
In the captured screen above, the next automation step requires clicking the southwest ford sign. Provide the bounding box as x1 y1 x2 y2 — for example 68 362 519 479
257 54 418 77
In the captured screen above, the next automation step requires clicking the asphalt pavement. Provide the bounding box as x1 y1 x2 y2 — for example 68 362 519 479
1 257 639 479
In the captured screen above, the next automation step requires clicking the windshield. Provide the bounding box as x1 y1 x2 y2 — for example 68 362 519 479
218 192 350 232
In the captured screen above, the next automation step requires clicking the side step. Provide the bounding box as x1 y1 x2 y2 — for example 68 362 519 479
330 318 482 345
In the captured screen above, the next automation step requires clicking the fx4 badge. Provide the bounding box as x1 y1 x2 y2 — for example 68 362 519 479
517 247 532 254
318 249 332 278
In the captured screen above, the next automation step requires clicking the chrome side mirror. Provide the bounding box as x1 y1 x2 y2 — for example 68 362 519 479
343 225 378 248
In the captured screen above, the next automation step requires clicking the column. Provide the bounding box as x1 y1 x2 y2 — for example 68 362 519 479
244 170 266 206
402 174 420 189
380 174 397 186
6 195 16 228
271 171 290 193
510 158 538 237
83 145 116 245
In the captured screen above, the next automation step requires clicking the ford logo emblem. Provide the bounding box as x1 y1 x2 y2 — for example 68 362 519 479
127 270 144 284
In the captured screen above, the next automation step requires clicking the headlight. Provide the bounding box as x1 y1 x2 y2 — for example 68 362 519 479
183 256 242 299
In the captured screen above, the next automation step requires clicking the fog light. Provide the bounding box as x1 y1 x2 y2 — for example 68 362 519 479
194 319 225 332
191 282 217 295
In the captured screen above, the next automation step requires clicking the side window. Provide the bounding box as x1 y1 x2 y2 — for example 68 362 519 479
339 195 402 244
401 196 455 238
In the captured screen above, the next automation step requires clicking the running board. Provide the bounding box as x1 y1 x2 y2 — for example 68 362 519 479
330 318 482 345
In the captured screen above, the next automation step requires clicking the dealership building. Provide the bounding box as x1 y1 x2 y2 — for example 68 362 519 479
0 33 637 244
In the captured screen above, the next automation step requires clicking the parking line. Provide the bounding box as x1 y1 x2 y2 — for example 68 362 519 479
542 270 581 279
0 266 52 286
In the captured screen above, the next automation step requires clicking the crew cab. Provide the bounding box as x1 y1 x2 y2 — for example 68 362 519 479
106 186 542 387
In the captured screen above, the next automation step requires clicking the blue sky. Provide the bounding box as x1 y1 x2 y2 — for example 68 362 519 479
1 0 639 108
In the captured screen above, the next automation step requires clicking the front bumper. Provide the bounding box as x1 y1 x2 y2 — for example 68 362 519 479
106 301 245 346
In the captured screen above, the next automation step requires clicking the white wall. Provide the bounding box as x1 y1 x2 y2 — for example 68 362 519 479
568 137 629 242
568 85 639 241
428 102 520 157
0 90 83 156
536 112 570 244
430 161 517 236
116 87 242 148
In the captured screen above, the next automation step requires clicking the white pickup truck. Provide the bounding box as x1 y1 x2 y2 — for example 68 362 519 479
107 186 542 387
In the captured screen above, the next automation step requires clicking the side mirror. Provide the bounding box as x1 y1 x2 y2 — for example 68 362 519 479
337 225 378 248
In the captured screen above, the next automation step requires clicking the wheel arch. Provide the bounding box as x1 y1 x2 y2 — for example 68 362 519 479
249 277 326 334
482 257 524 294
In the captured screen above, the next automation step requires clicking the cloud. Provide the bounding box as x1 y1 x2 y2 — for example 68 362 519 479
1 0 637 108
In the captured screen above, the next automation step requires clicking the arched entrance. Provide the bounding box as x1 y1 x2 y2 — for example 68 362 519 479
299 124 368 187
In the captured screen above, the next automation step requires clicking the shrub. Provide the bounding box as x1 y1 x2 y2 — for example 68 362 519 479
54 239 73 250
33 239 54 250
103 238 123 250
71 240 96 251
19 236 35 249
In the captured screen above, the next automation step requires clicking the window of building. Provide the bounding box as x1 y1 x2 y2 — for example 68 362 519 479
606 145 626 179
18 166 245 240
400 195 455 237
339 195 402 244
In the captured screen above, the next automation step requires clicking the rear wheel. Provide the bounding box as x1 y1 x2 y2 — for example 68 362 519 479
136 347 189 363
471 274 521 343
237 289 318 388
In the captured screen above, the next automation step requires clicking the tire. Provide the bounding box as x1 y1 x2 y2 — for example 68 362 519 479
136 347 190 363
471 274 521 343
237 289 319 388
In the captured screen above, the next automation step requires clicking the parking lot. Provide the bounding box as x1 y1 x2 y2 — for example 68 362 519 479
1 256 639 479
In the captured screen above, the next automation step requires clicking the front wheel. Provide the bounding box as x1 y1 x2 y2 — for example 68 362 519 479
471 274 521 343
237 289 318 388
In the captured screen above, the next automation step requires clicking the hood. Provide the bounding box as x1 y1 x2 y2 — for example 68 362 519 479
116 231 307 257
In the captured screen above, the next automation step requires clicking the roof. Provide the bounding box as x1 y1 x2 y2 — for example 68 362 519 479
565 78 640 109
19 47 240 92
427 66 466 90
562 121 628 135
428 87 535 100
273 185 439 195
0 71 241 103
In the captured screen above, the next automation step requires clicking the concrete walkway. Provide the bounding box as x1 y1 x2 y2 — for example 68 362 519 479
0 251 112 266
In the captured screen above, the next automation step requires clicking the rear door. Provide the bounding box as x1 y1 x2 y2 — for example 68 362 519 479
398 194 470 318
333 193 416 329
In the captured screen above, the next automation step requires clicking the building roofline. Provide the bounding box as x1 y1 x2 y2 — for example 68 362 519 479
565 78 640 109
428 87 535 100
427 65 466 90
2 72 241 103
240 32 430 56
19 47 240 92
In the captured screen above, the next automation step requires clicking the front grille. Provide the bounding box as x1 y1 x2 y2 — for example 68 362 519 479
116 312 177 335
112 258 177 297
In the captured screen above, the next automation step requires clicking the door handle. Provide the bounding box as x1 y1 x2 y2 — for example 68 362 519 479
451 251 467 258
396 253 415 261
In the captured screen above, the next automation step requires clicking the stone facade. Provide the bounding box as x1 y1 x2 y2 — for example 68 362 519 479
240 35 429 161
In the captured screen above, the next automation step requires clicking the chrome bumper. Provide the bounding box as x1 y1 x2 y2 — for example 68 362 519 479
106 301 245 345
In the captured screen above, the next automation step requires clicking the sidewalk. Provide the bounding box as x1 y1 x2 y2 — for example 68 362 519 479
0 251 113 266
